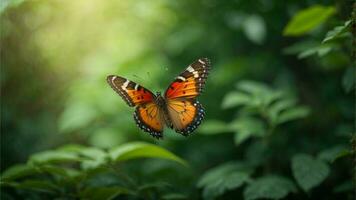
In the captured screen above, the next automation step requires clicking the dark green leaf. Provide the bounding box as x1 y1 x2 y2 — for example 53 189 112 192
197 162 251 188
5 180 58 194
230 117 265 145
342 67 355 93
333 180 353 193
80 186 129 200
244 175 297 200
0 164 37 181
292 154 330 192
202 172 250 200
317 145 348 163
198 162 251 200
162 193 188 200
283 5 335 36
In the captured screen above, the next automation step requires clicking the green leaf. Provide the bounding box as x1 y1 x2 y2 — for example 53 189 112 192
162 193 188 200
342 67 355 93
317 145 348 163
323 20 351 43
244 175 296 200
198 162 251 200
80 186 129 200
236 81 271 96
297 44 335 59
283 41 319 55
242 15 266 44
203 172 250 200
283 5 336 36
29 150 81 165
276 106 309 124
266 98 297 125
109 142 187 166
333 180 353 193
230 117 265 145
0 164 37 181
291 154 330 192
0 0 26 15
199 120 232 135
5 180 58 194
221 91 251 109
197 162 251 188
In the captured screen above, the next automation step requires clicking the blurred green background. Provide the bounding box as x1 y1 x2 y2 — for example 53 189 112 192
1 0 353 199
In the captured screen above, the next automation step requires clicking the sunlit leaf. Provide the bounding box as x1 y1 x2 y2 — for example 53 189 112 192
109 142 187 166
244 175 296 200
323 20 351 43
221 91 251 109
80 186 129 200
292 154 330 192
242 15 266 44
283 5 335 36
199 120 232 135
0 0 26 15
29 150 81 164
276 106 309 124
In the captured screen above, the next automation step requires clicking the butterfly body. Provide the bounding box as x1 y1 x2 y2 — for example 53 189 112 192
107 58 211 139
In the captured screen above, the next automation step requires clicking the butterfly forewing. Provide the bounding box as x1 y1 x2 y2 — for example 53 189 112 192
107 75 155 107
165 58 211 99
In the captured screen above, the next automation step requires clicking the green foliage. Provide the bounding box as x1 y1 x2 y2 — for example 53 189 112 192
1 0 352 199
291 154 330 192
197 162 252 200
322 20 351 43
243 175 297 200
109 142 187 166
217 80 309 146
283 5 335 36
0 142 186 199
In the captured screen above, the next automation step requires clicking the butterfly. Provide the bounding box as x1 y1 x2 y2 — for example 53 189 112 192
107 58 211 139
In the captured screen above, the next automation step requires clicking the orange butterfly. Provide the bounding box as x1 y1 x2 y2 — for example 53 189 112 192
107 58 211 139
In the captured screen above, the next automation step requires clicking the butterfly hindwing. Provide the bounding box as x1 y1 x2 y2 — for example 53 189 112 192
134 103 165 138
165 58 211 99
166 98 205 136
107 75 155 107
